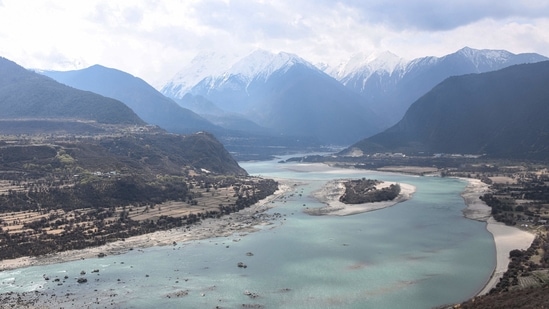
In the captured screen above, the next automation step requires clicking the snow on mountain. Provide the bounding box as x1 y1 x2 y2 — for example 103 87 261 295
162 49 317 101
314 62 330 72
330 47 547 88
181 49 329 115
455 46 517 72
331 46 549 127
403 55 440 72
325 51 407 81
194 49 318 96
162 48 382 144
398 46 547 77
160 51 241 100
227 49 316 83
161 46 548 139
39 65 221 134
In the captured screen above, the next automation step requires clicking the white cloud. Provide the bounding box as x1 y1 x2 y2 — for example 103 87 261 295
345 0 549 31
0 0 548 86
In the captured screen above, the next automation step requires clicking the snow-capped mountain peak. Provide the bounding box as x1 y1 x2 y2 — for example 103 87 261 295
455 46 514 70
327 50 407 80
227 49 315 83
361 50 404 73
457 46 511 60
161 49 316 99
160 51 241 98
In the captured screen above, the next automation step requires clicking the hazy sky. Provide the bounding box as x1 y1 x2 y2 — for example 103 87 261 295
1 0 549 86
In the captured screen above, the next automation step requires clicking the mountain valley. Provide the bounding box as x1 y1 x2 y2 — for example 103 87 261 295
2 46 549 308
4 2 549 308
159 47 548 151
0 57 277 259
163 50 383 145
30 47 549 160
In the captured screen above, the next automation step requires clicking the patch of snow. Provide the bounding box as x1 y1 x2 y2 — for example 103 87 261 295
161 51 242 99
227 49 316 83
162 49 318 98
327 50 407 81
456 46 513 70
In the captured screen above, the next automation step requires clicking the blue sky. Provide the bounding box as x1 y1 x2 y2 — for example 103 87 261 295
1 0 548 86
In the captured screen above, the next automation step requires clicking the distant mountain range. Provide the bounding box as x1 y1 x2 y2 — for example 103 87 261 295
324 47 549 126
12 46 549 160
0 57 144 126
162 50 382 145
39 64 326 158
342 61 549 160
0 57 247 175
40 65 221 135
161 47 547 145
161 51 242 100
326 47 548 125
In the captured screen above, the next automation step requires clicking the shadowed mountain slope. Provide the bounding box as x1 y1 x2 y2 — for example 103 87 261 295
330 47 548 126
344 61 549 160
40 65 220 134
163 50 382 145
0 58 144 125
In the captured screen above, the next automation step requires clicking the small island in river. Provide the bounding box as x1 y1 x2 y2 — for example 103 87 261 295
339 178 401 204
307 178 416 216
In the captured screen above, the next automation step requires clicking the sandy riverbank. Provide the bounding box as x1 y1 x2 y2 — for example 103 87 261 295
0 171 536 301
307 179 416 216
460 178 536 295
0 180 298 272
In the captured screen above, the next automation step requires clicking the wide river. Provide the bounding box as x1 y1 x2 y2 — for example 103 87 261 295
0 156 495 308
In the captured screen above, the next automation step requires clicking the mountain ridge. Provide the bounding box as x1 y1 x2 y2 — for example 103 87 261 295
0 56 252 177
34 61 326 159
326 47 549 125
0 57 144 126
160 51 242 100
40 65 221 135
343 61 549 160
162 50 383 145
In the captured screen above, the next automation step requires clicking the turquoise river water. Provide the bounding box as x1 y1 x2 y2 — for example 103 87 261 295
0 156 495 308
